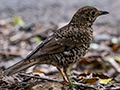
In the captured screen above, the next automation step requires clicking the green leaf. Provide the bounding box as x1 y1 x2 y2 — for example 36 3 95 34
33 36 42 43
69 82 78 89
69 82 74 87
13 16 25 27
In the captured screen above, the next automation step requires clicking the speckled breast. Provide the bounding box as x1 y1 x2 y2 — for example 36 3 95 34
43 43 90 68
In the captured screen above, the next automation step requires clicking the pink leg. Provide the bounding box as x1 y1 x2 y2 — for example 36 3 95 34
63 68 70 83
57 67 68 82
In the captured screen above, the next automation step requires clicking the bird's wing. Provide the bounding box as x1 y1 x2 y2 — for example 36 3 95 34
25 26 86 60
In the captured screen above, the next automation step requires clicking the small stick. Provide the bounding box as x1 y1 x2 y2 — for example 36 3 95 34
19 73 98 89
19 73 61 82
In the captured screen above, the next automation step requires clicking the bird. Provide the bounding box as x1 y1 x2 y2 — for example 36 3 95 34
1 6 109 83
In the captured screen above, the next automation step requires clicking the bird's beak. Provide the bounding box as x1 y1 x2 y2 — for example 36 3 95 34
99 11 109 16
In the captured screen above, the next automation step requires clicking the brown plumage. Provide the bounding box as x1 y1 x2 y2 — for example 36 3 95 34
2 6 109 83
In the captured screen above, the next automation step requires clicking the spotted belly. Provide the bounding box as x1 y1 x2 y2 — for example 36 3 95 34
42 45 89 68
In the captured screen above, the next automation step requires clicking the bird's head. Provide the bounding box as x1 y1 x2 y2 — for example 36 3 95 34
70 6 109 27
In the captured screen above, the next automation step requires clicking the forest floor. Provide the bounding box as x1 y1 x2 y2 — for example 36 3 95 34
0 0 120 90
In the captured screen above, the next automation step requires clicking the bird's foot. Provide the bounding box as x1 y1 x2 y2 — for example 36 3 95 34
60 78 72 85
60 80 70 85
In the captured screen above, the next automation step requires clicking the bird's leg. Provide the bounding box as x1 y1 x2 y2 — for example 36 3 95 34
57 67 68 82
63 68 70 83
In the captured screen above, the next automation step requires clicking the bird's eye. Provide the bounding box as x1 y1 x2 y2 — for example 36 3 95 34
91 11 95 16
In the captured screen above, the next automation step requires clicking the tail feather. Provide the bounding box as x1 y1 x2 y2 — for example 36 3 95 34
2 59 39 76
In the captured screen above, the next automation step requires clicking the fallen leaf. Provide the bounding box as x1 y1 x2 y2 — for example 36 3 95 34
99 78 112 84
13 16 25 27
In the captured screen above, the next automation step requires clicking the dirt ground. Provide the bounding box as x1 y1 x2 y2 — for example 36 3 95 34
0 0 120 90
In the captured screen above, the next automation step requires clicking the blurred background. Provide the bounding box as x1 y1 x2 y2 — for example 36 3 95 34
0 0 118 26
0 0 120 89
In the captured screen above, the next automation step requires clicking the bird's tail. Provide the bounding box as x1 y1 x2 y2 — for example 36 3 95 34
2 59 39 76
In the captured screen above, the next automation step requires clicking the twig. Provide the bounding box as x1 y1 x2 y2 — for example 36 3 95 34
0 51 21 56
19 73 61 82
19 73 99 90
100 55 120 73
88 55 120 73
72 82 99 90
